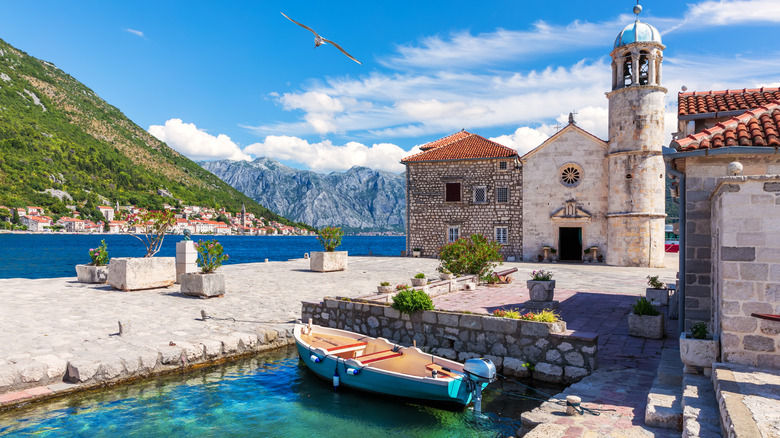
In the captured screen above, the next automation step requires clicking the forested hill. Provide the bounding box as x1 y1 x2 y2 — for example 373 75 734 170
0 38 306 228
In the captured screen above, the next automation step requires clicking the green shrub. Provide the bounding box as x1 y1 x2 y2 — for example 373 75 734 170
317 226 344 252
380 281 390 286
391 287 434 314
632 297 660 316
493 308 520 319
529 270 554 281
88 240 109 266
647 275 665 289
414 272 426 279
438 234 502 277
691 322 708 339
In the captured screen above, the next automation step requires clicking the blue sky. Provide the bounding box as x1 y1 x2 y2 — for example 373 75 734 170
1 1 778 173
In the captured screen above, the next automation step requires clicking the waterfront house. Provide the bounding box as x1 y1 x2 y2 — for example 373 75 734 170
108 220 126 234
21 215 52 232
97 205 115 222
26 206 44 216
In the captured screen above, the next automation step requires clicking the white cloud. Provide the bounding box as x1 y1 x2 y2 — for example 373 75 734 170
149 119 251 161
490 126 553 156
242 136 409 173
682 0 780 26
125 28 144 38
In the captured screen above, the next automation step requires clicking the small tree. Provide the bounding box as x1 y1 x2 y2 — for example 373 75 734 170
438 233 502 278
124 210 177 257
194 239 229 273
12 208 20 225
317 226 344 252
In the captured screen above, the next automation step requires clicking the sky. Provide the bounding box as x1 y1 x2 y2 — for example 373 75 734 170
1 1 778 174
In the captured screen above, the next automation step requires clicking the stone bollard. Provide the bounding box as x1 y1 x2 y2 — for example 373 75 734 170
265 258 269 263
176 240 198 283
118 320 130 337
304 253 309 259
566 395 582 415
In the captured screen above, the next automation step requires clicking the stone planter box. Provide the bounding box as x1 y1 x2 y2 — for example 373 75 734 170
76 264 109 283
439 273 455 280
527 280 556 302
412 250 422 258
377 285 394 294
680 333 719 374
645 288 668 306
108 257 176 291
310 251 348 272
411 278 427 287
628 313 664 339
181 272 225 298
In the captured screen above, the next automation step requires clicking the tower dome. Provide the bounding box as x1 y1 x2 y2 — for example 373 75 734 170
614 21 662 49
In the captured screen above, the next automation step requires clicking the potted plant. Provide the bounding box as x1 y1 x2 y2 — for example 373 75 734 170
537 254 543 262
76 239 110 283
181 239 229 298
680 322 719 375
377 281 394 294
108 210 177 291
438 266 455 280
411 272 427 287
550 248 558 262
583 247 592 262
645 275 668 306
310 226 347 272
527 270 555 301
412 247 422 258
628 297 664 339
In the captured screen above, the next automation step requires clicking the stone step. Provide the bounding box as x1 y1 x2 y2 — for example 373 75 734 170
645 348 684 431
682 373 721 437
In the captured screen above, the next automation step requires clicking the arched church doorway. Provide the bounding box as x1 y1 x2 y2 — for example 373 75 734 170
559 227 582 261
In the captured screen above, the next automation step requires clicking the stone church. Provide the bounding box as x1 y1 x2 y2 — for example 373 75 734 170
402 9 667 268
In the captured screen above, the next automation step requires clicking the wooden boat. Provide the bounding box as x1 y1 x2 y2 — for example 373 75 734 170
294 322 496 410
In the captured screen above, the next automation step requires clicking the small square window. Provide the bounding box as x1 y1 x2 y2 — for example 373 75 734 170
448 226 459 243
445 183 461 202
473 186 487 204
496 187 508 203
495 227 508 244
499 161 508 170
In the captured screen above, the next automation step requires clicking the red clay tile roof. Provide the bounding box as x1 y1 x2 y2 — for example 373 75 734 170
402 131 518 163
678 87 780 117
418 130 473 151
672 101 780 151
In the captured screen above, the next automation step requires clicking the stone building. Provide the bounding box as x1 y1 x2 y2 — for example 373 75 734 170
402 131 522 259
666 88 780 368
403 9 667 268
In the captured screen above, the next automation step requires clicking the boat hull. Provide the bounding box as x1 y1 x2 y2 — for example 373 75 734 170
294 325 486 407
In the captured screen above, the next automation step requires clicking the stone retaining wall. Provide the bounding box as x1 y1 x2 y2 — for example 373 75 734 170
0 327 294 408
301 298 598 383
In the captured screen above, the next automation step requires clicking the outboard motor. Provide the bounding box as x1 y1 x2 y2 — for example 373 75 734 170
463 358 497 413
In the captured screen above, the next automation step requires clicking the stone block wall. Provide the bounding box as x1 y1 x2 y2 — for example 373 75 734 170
678 155 780 331
712 176 780 369
301 298 598 383
405 159 522 259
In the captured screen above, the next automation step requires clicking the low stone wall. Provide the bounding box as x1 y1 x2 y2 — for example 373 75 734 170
301 298 598 383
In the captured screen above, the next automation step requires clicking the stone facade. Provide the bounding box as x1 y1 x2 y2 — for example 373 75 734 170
301 297 599 383
405 158 522 259
711 176 780 369
675 155 780 331
521 125 609 261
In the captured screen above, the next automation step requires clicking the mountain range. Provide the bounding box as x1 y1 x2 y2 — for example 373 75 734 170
199 158 406 233
0 37 305 228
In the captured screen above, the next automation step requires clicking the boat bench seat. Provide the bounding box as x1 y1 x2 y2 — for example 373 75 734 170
425 363 459 379
355 349 403 364
324 341 367 355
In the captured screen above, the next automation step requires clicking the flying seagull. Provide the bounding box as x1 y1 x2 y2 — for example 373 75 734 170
280 12 362 65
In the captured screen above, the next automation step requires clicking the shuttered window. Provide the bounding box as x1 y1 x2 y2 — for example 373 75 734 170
445 183 461 202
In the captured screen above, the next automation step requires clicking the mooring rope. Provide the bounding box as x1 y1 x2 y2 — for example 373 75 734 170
492 373 614 416
199 310 292 324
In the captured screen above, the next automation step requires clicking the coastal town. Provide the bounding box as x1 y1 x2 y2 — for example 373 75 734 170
0 204 314 236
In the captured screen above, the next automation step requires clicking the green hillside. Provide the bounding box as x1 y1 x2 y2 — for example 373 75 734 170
0 38 308 228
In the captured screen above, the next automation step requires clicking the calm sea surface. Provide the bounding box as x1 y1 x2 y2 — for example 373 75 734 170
0 234 405 279
0 347 537 437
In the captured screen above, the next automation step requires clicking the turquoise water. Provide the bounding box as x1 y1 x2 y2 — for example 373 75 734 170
0 347 544 437
0 234 405 279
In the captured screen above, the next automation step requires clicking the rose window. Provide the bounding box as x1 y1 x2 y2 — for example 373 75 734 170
559 163 583 188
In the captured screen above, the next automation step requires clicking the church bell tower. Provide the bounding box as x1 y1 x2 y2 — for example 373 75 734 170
606 3 667 267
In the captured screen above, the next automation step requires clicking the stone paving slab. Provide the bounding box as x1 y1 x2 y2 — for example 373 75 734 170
712 363 780 437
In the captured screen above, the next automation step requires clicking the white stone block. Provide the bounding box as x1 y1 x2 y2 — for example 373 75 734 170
180 272 225 298
310 251 348 272
108 257 176 291
76 264 109 283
